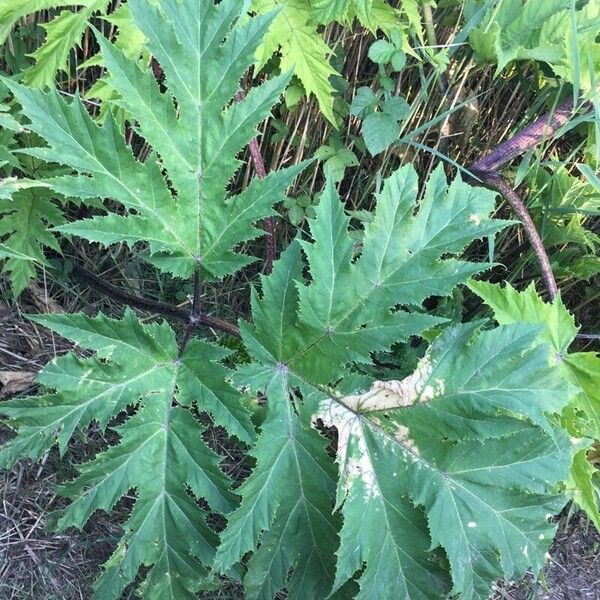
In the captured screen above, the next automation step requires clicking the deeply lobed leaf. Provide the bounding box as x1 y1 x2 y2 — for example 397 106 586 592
0 309 253 598
6 0 304 280
318 321 574 599
470 280 600 530
213 165 556 598
0 186 61 295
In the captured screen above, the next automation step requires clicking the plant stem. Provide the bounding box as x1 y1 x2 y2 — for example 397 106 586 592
473 172 558 299
422 3 437 51
467 93 591 299
471 95 578 173
235 89 275 274
178 269 202 354
71 263 241 337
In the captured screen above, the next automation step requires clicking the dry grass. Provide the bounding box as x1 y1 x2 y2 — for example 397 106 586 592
0 455 120 600
0 292 121 599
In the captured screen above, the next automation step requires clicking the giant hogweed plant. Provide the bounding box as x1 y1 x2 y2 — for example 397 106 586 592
0 1 592 599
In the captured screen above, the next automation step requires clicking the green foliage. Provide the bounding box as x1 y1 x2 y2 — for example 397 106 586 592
0 2 308 592
5 0 304 280
0 1 597 599
0 185 63 295
82 4 152 122
251 0 421 124
469 280 600 530
253 0 341 124
0 309 251 598
0 0 111 87
356 92 411 154
469 0 600 93
0 101 67 295
315 134 358 183
320 324 572 599
211 168 577 599
350 35 411 155
282 192 320 225
525 163 600 282
368 28 406 71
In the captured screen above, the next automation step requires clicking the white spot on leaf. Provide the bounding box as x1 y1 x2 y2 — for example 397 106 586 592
315 398 381 500
342 355 444 412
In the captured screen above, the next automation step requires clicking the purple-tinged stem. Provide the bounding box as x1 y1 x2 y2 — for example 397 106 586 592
471 96 578 173
235 89 276 274
467 94 592 299
474 172 558 299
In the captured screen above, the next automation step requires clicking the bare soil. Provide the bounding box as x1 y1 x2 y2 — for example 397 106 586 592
494 511 600 600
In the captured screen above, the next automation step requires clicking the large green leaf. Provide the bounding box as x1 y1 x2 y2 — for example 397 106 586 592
6 0 305 280
214 165 526 597
318 321 574 599
215 368 340 600
294 164 510 383
0 309 252 598
469 280 600 530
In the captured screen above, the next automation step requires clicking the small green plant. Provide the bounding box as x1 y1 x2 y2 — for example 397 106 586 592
524 162 600 282
350 31 411 155
315 133 359 183
282 192 319 225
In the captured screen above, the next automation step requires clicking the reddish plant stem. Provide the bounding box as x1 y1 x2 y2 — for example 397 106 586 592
235 89 275 274
468 95 590 300
473 172 558 299
471 96 578 173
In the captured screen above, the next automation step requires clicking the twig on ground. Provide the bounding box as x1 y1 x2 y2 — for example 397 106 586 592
71 263 241 338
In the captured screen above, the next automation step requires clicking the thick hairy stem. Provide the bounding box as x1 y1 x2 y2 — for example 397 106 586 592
467 95 589 299
178 269 202 354
471 96 578 173
71 263 240 337
474 172 558 299
235 89 275 274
